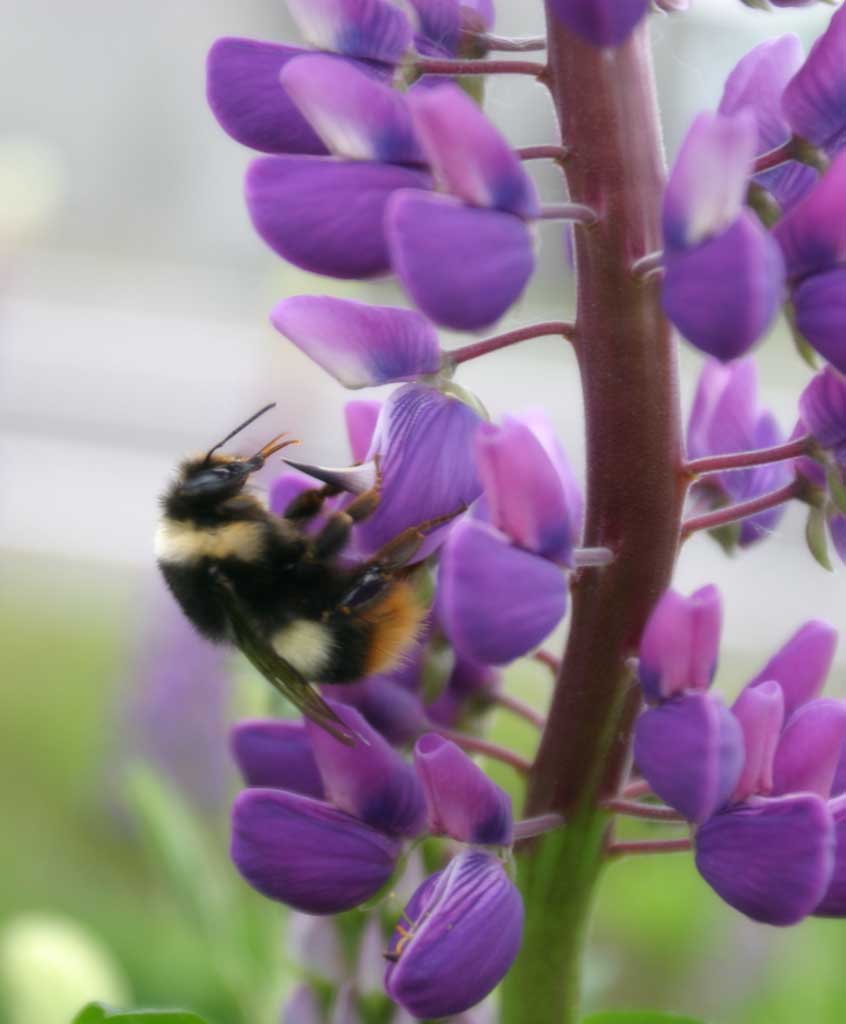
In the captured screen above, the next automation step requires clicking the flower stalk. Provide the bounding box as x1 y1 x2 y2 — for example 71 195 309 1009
413 57 548 78
684 435 813 476
603 798 685 822
502 13 683 1024
517 144 571 163
446 321 575 367
681 479 802 540
608 837 693 858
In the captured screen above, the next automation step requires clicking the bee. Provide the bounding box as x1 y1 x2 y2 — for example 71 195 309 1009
156 404 456 743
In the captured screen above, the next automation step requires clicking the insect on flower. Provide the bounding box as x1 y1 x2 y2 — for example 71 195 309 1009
156 404 459 744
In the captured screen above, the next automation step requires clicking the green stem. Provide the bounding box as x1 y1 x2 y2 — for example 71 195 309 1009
502 12 683 1024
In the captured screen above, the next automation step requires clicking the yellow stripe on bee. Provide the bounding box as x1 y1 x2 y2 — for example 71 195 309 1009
271 619 334 678
360 581 425 677
155 518 266 565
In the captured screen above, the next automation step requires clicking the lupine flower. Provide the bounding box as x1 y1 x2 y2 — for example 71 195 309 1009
687 357 793 547
718 34 817 212
797 367 846 564
426 654 501 729
548 0 651 47
438 412 581 664
662 112 785 360
230 704 424 913
387 84 539 330
385 850 523 1019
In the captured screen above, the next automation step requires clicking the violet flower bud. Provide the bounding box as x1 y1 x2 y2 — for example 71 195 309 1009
637 585 722 702
231 788 401 914
799 365 846 454
782 4 846 154
745 619 837 718
794 269 846 373
385 851 523 1019
772 154 846 282
547 0 651 48
695 793 835 925
306 703 426 837
414 733 513 845
772 699 846 799
230 719 325 798
731 680 785 803
633 692 744 823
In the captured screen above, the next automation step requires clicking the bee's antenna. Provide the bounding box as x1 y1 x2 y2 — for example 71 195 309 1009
203 403 277 463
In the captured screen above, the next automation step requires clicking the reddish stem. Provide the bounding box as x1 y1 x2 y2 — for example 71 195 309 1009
621 779 651 800
752 138 797 174
493 692 546 729
475 33 547 52
447 321 575 366
603 798 684 822
517 144 570 162
533 650 561 675
433 726 531 774
538 202 598 224
608 837 692 858
414 57 547 77
685 435 813 477
681 479 801 540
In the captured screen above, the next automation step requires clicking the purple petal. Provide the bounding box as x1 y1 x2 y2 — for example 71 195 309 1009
717 34 816 212
831 513 846 565
287 0 413 64
637 586 722 703
731 413 793 547
663 211 785 361
746 620 838 718
206 38 328 155
815 797 846 917
345 400 382 462
246 156 431 279
272 296 441 388
663 111 757 250
408 0 461 56
782 5 846 152
387 190 534 330
426 655 501 728
772 154 846 280
794 269 846 374
475 417 576 565
231 788 400 913
325 675 427 745
547 0 650 48
799 365 846 450
731 681 785 802
772 699 846 798
835 753 846 797
352 383 483 559
306 702 426 837
695 794 835 925
408 85 538 218
516 409 584 542
633 693 744 823
414 733 512 845
230 719 325 798
687 358 755 462
281 55 425 165
437 518 568 665
385 851 523 1019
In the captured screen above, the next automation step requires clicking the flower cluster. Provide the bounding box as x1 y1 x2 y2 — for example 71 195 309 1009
661 7 846 366
634 586 846 924
230 707 522 1019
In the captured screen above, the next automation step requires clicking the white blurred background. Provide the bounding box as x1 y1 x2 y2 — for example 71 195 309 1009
0 0 841 668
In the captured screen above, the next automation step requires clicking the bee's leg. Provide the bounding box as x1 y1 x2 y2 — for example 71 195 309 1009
311 486 384 559
282 482 342 523
364 504 467 571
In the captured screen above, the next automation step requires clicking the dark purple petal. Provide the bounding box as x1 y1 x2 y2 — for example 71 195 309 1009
325 675 427 745
426 655 501 728
231 788 400 913
663 211 785 361
306 702 426 837
287 0 413 64
746 619 837 718
637 586 722 703
387 190 534 330
633 693 744 823
547 0 650 47
437 518 568 665
663 111 757 250
695 794 835 925
281 55 425 165
795 270 846 374
230 719 325 798
799 365 846 450
246 156 431 278
475 417 576 565
345 400 382 462
272 296 441 388
815 797 846 917
782 5 846 152
717 34 816 212
206 38 328 155
731 680 785 802
353 383 483 559
385 851 523 1019
772 699 846 798
408 85 538 218
414 733 512 845
772 154 846 280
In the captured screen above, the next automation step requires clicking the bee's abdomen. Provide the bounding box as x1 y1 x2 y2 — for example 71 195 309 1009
158 560 229 640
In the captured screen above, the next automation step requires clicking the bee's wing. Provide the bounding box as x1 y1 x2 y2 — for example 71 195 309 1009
211 571 357 746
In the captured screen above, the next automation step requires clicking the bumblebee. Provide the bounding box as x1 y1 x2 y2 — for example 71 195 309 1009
156 404 454 743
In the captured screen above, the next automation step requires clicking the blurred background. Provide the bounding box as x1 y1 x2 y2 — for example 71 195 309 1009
1 1 843 1022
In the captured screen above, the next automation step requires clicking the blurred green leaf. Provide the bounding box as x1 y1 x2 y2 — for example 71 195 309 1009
72 1006 208 1023
72 1005 109 1024
583 1013 705 1024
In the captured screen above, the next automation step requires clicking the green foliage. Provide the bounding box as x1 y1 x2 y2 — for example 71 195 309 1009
583 1014 705 1024
73 1006 208 1023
